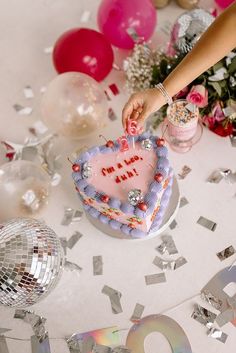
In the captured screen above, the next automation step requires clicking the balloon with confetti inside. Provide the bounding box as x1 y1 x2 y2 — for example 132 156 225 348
41 72 108 140
0 218 64 307
0 160 51 222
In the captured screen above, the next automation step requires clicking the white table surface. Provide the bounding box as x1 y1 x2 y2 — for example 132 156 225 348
0 1 236 353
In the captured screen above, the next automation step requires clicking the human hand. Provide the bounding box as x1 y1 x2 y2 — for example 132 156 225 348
122 88 166 130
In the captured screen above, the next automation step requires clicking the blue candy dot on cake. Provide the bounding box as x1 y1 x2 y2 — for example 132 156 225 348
121 224 132 236
150 181 162 193
120 202 134 214
134 207 146 219
156 146 168 158
109 197 121 209
87 146 100 156
99 214 110 224
77 152 90 163
137 131 151 141
84 185 96 198
109 219 121 230
99 146 113 154
72 171 82 182
131 228 145 238
83 203 90 211
88 207 100 219
77 179 88 191
158 157 169 169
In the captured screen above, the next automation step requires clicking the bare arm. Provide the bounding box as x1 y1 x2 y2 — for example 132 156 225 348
122 2 236 128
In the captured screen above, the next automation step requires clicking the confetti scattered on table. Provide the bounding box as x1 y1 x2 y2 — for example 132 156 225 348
207 327 228 344
216 308 235 327
207 170 223 184
179 197 189 208
61 207 83 225
93 256 103 276
102 286 123 314
197 216 217 231
130 303 145 323
156 235 178 255
169 219 177 230
153 256 187 271
191 304 217 327
201 290 222 310
178 165 192 179
145 273 166 285
64 260 82 272
14 310 48 343
13 104 33 116
67 231 83 249
217 246 235 261
31 120 48 135
230 135 236 147
108 108 118 121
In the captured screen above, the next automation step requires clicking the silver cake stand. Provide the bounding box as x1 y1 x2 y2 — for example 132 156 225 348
86 176 180 241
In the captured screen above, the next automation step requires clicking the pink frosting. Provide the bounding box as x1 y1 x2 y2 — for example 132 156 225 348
89 144 157 202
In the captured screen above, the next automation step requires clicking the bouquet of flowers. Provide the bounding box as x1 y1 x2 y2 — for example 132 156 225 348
124 8 236 137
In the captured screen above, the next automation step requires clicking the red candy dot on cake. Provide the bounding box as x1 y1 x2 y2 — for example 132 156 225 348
101 195 110 203
106 140 114 148
138 202 148 211
154 173 163 183
72 164 80 172
156 138 165 147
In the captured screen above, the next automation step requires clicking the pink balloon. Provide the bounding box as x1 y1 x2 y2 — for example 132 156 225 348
215 0 234 8
53 28 114 82
98 0 157 49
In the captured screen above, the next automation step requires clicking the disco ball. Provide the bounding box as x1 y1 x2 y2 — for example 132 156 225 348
0 218 64 307
170 9 214 53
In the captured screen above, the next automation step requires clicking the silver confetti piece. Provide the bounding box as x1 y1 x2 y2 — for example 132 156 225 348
31 335 51 353
207 327 228 343
191 304 217 327
153 256 187 271
130 303 145 323
126 28 140 42
61 207 83 225
24 86 34 99
13 104 33 115
230 135 236 147
64 260 82 272
201 290 223 310
80 10 91 23
93 256 103 276
197 216 217 231
221 169 236 184
179 197 189 208
174 257 187 269
51 172 62 186
66 334 82 353
145 273 166 285
178 165 192 179
102 286 123 314
108 108 118 121
217 245 235 261
169 219 177 230
60 237 68 255
156 235 178 255
32 121 48 135
207 170 223 183
0 336 9 353
216 308 235 327
67 231 83 249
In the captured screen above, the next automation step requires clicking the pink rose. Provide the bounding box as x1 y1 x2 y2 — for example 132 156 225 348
175 86 189 99
212 101 225 122
202 115 215 129
186 85 208 108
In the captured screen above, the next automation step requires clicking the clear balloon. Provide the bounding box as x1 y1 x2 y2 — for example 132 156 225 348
41 72 108 140
0 160 50 222
53 28 114 82
97 0 157 49
0 218 64 307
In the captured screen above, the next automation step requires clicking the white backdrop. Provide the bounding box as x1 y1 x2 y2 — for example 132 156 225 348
0 1 236 353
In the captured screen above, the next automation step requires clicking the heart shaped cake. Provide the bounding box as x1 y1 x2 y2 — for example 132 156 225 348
72 132 173 239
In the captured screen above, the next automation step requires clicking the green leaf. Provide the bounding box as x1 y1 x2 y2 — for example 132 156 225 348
208 81 222 96
228 56 236 75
